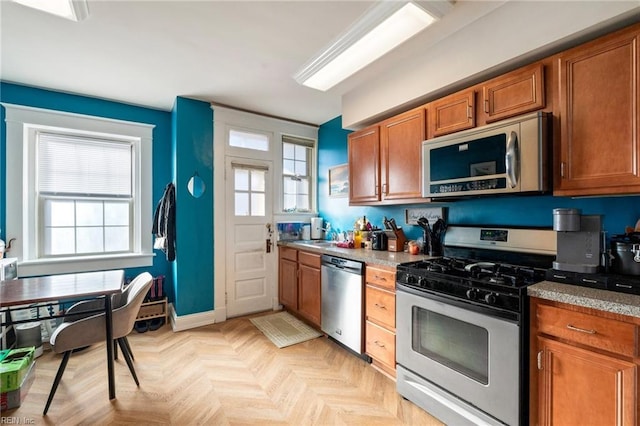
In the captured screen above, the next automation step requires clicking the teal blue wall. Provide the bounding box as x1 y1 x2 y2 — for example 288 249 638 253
318 116 640 242
0 82 175 301
171 97 214 315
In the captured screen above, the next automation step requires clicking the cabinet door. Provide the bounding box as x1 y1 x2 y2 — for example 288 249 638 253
380 108 425 201
482 63 545 123
278 257 298 310
348 125 380 204
556 29 640 196
298 263 321 326
537 336 637 426
429 89 475 137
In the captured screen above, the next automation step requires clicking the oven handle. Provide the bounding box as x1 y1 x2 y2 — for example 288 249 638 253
505 131 519 189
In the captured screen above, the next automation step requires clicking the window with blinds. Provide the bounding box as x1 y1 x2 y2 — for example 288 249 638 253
37 132 133 256
282 135 314 213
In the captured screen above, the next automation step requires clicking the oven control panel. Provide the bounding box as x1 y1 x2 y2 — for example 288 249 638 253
397 270 523 314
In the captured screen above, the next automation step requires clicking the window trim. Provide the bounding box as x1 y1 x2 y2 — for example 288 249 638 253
2 103 154 277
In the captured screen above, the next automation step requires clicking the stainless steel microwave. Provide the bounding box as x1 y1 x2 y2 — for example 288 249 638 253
422 112 550 198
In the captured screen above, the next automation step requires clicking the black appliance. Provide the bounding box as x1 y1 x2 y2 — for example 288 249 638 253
610 232 640 276
396 225 556 426
371 231 387 251
546 269 640 295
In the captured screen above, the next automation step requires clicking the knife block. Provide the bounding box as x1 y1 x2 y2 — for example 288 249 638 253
385 229 407 252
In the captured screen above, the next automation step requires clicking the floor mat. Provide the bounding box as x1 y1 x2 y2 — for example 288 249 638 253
250 311 322 348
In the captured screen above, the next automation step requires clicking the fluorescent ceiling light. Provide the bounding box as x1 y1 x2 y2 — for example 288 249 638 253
11 0 89 21
294 2 443 91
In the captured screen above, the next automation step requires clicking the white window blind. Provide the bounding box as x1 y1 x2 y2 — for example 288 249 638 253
38 133 132 197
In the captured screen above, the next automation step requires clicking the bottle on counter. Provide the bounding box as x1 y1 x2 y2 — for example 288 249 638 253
354 230 362 248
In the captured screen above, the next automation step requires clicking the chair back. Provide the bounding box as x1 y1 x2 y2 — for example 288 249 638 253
112 272 153 339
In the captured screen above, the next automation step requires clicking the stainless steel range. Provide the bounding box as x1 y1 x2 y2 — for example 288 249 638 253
396 226 556 426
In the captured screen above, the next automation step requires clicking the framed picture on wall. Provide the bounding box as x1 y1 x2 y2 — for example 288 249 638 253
328 164 349 197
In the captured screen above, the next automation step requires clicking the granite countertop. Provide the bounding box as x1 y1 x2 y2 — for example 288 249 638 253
278 240 437 267
528 281 640 319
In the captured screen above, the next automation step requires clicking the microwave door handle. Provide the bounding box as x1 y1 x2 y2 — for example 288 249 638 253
505 131 519 188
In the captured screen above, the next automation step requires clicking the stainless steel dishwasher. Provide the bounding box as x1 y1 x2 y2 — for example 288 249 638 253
321 254 364 354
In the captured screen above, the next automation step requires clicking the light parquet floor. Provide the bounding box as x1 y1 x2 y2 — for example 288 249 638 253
3 312 444 425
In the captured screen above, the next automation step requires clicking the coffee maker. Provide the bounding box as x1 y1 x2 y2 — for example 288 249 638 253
552 208 603 273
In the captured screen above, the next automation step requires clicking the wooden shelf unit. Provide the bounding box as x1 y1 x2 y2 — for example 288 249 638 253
136 297 168 321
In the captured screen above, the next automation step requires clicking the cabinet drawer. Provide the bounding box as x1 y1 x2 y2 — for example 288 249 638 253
298 250 321 268
365 266 395 290
536 304 638 357
279 246 297 261
366 285 395 329
366 321 396 369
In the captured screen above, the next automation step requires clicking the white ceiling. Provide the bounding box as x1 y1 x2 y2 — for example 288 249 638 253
1 1 640 127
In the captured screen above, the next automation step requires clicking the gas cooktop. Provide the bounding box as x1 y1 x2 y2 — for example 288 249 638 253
397 258 550 315
400 257 548 288
396 226 557 315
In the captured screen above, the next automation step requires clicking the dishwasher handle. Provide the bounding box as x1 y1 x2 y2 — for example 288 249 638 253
321 254 363 275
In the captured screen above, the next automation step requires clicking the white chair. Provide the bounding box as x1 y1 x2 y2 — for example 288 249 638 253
43 272 153 415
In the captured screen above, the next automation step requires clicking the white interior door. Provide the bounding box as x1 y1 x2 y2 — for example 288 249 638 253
225 157 274 317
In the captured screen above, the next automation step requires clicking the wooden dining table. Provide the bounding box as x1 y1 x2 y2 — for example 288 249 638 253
0 269 125 400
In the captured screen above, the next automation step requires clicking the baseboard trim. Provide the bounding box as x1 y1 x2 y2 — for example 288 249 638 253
168 303 217 332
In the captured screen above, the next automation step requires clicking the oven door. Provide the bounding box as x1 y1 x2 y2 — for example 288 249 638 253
396 286 521 426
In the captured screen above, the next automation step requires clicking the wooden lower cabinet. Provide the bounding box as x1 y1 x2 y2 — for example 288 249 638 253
278 247 298 310
364 264 396 377
531 297 639 425
537 336 637 425
297 251 321 326
277 246 321 328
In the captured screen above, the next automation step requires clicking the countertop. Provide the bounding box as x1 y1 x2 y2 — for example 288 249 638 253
278 240 437 267
528 281 640 319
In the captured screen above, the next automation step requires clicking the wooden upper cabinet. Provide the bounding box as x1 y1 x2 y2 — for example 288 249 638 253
380 107 426 201
555 26 640 196
429 89 475 137
348 125 380 204
482 63 545 123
